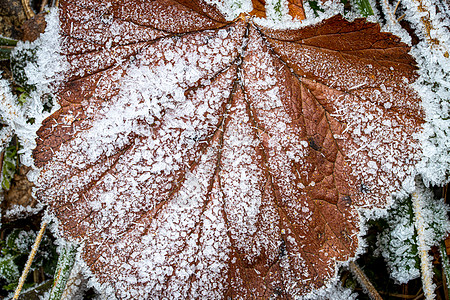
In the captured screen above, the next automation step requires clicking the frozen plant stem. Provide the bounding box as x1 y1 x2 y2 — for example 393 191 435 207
21 0 35 19
12 222 47 300
48 243 78 300
40 0 48 12
410 0 438 47
348 261 382 300
393 0 401 14
382 0 400 25
439 241 450 298
412 182 435 300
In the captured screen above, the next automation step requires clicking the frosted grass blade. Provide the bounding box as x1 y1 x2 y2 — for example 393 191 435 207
48 244 78 300
440 241 450 298
354 0 374 16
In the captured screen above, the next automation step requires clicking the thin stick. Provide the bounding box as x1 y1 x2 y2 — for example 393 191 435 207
349 261 383 300
21 0 35 19
412 181 436 300
40 0 48 12
12 222 48 300
393 0 401 15
397 13 406 22
382 0 399 25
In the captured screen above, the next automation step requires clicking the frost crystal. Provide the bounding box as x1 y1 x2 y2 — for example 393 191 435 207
204 0 253 20
378 182 450 286
399 0 450 186
0 79 22 148
377 196 420 284
10 8 67 169
301 277 357 300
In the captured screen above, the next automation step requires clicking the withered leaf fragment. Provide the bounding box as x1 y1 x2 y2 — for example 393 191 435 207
33 0 423 298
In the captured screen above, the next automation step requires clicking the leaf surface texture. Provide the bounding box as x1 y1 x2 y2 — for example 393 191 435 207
34 0 423 298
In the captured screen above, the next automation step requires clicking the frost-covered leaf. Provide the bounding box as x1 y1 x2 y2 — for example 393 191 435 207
6 229 36 253
11 46 38 93
0 254 19 283
1 142 18 191
33 0 424 298
378 180 450 295
377 196 420 284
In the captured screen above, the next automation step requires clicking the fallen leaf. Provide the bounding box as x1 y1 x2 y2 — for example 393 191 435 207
22 12 47 42
33 0 424 298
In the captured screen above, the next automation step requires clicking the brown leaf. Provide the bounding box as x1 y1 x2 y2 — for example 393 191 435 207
22 12 47 41
2 166 36 223
33 0 423 298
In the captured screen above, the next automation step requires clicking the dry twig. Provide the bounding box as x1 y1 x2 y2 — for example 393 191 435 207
349 261 383 300
12 222 48 300
21 0 35 19
40 0 49 12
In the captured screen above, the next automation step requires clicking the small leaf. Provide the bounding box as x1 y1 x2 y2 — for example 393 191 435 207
17 92 29 105
308 0 325 16
1 141 18 191
377 196 421 283
6 229 37 254
11 46 38 93
0 254 20 283
250 0 306 20
0 47 14 61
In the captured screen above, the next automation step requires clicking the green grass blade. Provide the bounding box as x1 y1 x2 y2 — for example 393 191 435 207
0 47 14 61
48 244 78 300
0 36 17 47
308 1 325 17
1 142 18 191
354 0 374 17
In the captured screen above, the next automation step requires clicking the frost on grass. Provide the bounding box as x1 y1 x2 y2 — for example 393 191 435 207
0 254 19 283
378 186 450 285
301 276 357 300
0 79 21 148
8 8 67 169
377 196 420 284
204 0 253 20
398 0 450 187
32 0 424 298
412 180 450 299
